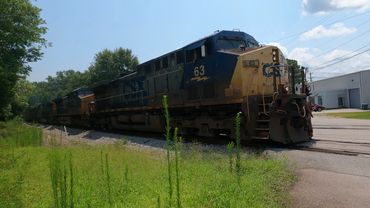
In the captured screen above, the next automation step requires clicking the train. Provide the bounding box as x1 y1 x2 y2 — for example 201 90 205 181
25 30 313 144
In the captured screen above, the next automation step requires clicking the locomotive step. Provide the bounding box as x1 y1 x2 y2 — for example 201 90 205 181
255 128 269 131
258 112 270 116
256 131 270 137
251 136 269 140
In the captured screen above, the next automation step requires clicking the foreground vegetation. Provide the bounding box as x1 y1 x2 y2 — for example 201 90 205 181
0 121 295 207
327 111 370 120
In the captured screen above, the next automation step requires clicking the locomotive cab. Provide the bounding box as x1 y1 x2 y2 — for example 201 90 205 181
226 43 312 144
170 30 312 144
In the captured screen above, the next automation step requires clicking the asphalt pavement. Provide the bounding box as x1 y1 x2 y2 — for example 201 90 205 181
269 110 370 208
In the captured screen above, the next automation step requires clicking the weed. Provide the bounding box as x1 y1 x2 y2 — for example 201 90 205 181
227 142 235 173
157 195 161 208
105 153 112 206
162 95 173 202
173 127 181 208
49 150 61 208
124 165 129 191
49 150 75 208
100 150 104 176
235 112 242 184
69 152 74 208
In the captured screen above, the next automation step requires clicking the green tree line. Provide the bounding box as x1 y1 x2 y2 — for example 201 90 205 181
13 47 138 119
28 48 139 106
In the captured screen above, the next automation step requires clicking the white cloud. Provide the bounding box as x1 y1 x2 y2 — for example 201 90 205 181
266 42 288 55
289 48 318 65
300 23 356 40
303 0 370 14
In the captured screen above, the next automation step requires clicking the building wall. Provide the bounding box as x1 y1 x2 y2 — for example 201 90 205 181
310 70 370 109
360 70 370 106
314 89 347 108
311 72 360 93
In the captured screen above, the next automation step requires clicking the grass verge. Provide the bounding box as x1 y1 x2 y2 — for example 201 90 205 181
327 111 370 120
0 121 295 207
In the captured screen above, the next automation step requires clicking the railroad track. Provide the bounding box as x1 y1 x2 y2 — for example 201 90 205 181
312 138 370 145
34 123 370 157
290 139 370 156
289 146 370 156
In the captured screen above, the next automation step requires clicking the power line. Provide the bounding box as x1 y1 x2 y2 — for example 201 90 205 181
311 48 370 71
278 13 337 47
311 43 370 69
307 27 370 62
270 10 370 43
304 16 370 54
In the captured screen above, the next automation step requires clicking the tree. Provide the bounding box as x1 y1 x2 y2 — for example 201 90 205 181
287 59 304 85
88 48 138 84
11 79 35 117
28 70 90 106
0 0 48 120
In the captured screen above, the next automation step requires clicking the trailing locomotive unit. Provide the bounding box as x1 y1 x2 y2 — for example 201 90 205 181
53 87 94 126
92 30 312 144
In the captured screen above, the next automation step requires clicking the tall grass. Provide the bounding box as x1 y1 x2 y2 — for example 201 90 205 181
162 95 173 202
0 121 42 148
49 150 75 208
157 195 161 208
227 142 235 173
173 127 181 208
0 119 295 207
105 153 112 205
235 112 242 184
100 150 104 176
162 95 183 207
0 120 43 207
69 153 74 208
123 164 129 192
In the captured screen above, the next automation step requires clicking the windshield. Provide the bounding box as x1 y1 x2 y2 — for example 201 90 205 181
217 39 246 50
217 38 258 50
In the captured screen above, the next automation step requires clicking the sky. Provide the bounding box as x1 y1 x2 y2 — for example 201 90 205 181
29 0 370 81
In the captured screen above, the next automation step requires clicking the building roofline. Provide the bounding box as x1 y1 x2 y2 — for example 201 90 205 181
312 69 370 83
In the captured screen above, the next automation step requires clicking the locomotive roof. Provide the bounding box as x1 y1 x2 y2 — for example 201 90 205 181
90 30 259 90
139 30 259 66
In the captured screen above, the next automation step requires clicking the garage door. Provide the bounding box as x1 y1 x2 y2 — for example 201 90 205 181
349 88 361 108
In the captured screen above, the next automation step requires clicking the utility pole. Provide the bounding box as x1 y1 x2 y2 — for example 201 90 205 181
309 71 314 91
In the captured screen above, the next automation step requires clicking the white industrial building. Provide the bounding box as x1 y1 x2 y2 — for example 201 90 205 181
310 70 370 109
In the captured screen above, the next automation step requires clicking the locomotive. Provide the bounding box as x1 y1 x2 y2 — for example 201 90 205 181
26 30 312 144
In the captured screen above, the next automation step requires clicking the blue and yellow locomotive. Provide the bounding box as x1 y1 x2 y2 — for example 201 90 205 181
26 30 312 144
89 30 312 144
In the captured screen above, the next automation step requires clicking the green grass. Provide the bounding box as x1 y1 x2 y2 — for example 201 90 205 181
327 111 370 120
0 121 296 208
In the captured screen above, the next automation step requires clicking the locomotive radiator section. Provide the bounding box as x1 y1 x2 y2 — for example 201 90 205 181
229 46 312 144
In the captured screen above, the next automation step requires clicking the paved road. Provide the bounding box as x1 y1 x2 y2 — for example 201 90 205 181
270 112 370 208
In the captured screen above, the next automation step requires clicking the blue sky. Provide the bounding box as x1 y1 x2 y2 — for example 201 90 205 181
29 0 370 81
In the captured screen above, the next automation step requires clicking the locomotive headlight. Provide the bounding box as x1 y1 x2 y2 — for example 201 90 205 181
272 48 279 63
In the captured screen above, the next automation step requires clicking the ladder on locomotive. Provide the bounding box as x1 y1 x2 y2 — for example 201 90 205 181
255 95 273 140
